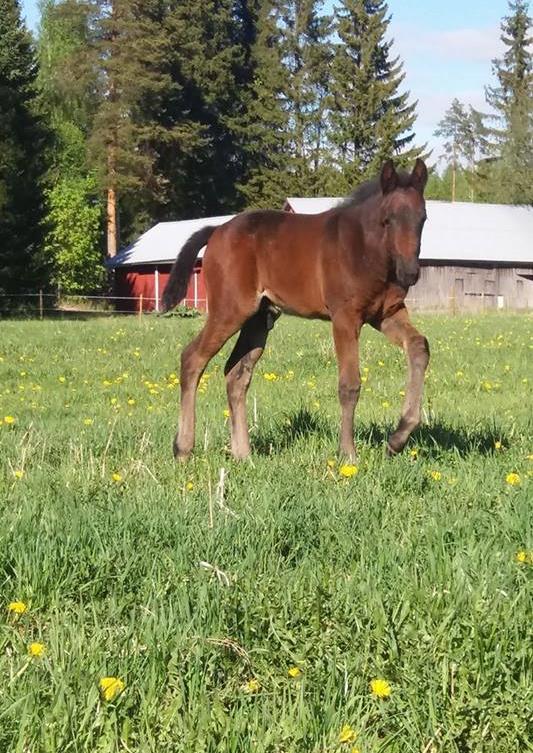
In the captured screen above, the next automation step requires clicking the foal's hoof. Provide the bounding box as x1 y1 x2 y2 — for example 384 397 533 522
173 440 191 462
386 438 403 457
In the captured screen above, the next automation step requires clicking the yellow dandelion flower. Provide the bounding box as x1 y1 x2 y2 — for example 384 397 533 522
186 481 194 491
243 678 260 693
339 724 357 743
111 473 123 483
516 550 527 563
13 470 24 479
83 418 94 426
506 472 521 486
429 470 442 481
409 448 418 459
263 372 278 382
339 464 358 478
288 666 302 678
58 376 66 383
381 400 390 409
370 678 391 698
223 409 230 418
8 601 27 614
28 642 45 658
4 415 15 424
99 677 125 702
127 398 136 406
494 441 502 450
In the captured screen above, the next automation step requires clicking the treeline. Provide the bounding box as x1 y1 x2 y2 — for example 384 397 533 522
0 0 531 297
430 1 532 205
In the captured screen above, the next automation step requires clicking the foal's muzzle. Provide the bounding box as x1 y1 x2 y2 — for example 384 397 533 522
395 258 420 289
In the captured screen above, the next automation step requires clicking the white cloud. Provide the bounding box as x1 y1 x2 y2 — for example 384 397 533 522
392 24 504 63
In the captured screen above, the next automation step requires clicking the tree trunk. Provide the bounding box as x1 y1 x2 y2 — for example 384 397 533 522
451 159 456 202
107 184 118 258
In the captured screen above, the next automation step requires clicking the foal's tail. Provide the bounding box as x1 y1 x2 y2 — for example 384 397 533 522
161 225 216 312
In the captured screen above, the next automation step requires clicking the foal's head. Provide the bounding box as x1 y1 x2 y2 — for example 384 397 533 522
380 158 428 289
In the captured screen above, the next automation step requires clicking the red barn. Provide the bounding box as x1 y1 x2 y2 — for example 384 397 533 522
107 215 233 312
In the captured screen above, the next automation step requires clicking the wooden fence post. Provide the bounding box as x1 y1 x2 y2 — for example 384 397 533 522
138 293 143 322
39 289 43 320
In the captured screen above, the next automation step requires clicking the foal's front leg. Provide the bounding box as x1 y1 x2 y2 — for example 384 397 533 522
378 306 430 455
332 310 362 459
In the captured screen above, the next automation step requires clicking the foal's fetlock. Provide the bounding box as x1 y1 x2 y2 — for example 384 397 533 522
173 436 192 462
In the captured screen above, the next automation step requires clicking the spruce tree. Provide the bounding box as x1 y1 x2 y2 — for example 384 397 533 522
158 0 252 219
279 0 332 195
328 0 421 192
485 0 532 204
237 0 293 207
0 0 49 296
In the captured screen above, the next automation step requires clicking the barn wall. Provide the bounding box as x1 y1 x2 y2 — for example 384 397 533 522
114 263 207 312
407 264 533 312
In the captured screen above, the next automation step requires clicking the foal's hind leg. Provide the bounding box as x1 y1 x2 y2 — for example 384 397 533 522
224 303 279 459
176 314 246 460
378 307 430 456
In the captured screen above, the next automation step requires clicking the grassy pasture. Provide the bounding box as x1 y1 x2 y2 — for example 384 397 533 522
0 313 531 753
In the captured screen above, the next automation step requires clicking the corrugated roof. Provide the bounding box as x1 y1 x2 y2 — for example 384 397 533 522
108 200 532 268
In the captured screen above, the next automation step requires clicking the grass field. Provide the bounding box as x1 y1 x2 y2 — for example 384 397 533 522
0 312 531 753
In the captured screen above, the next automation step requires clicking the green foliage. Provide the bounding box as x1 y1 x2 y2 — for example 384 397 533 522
44 174 104 293
0 314 531 751
425 165 478 203
0 0 49 294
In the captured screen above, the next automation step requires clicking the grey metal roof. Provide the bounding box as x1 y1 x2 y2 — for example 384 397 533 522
106 215 234 268
108 199 532 268
285 198 533 265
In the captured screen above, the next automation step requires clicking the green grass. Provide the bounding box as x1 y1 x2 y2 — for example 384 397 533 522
0 313 531 753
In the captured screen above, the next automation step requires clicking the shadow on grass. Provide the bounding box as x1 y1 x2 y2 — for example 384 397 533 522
252 408 335 455
252 408 508 458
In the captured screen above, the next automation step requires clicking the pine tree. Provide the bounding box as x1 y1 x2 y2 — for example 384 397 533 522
0 0 49 297
485 0 532 204
89 0 174 255
328 0 421 192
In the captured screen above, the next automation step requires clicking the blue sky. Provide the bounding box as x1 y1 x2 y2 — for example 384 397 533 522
20 0 507 161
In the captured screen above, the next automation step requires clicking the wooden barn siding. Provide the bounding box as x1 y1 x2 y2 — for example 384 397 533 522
407 264 533 312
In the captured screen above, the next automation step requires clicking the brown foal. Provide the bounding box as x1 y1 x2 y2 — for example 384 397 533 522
162 159 430 461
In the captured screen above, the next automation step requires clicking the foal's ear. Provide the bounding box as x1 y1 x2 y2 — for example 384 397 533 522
411 158 428 193
380 159 398 194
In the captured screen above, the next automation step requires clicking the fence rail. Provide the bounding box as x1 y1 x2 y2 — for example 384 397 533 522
0 290 528 318
0 291 208 318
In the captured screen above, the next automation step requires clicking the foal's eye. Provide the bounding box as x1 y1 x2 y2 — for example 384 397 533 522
383 218 390 227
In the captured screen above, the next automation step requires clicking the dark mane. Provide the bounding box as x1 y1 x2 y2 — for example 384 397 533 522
341 171 413 208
